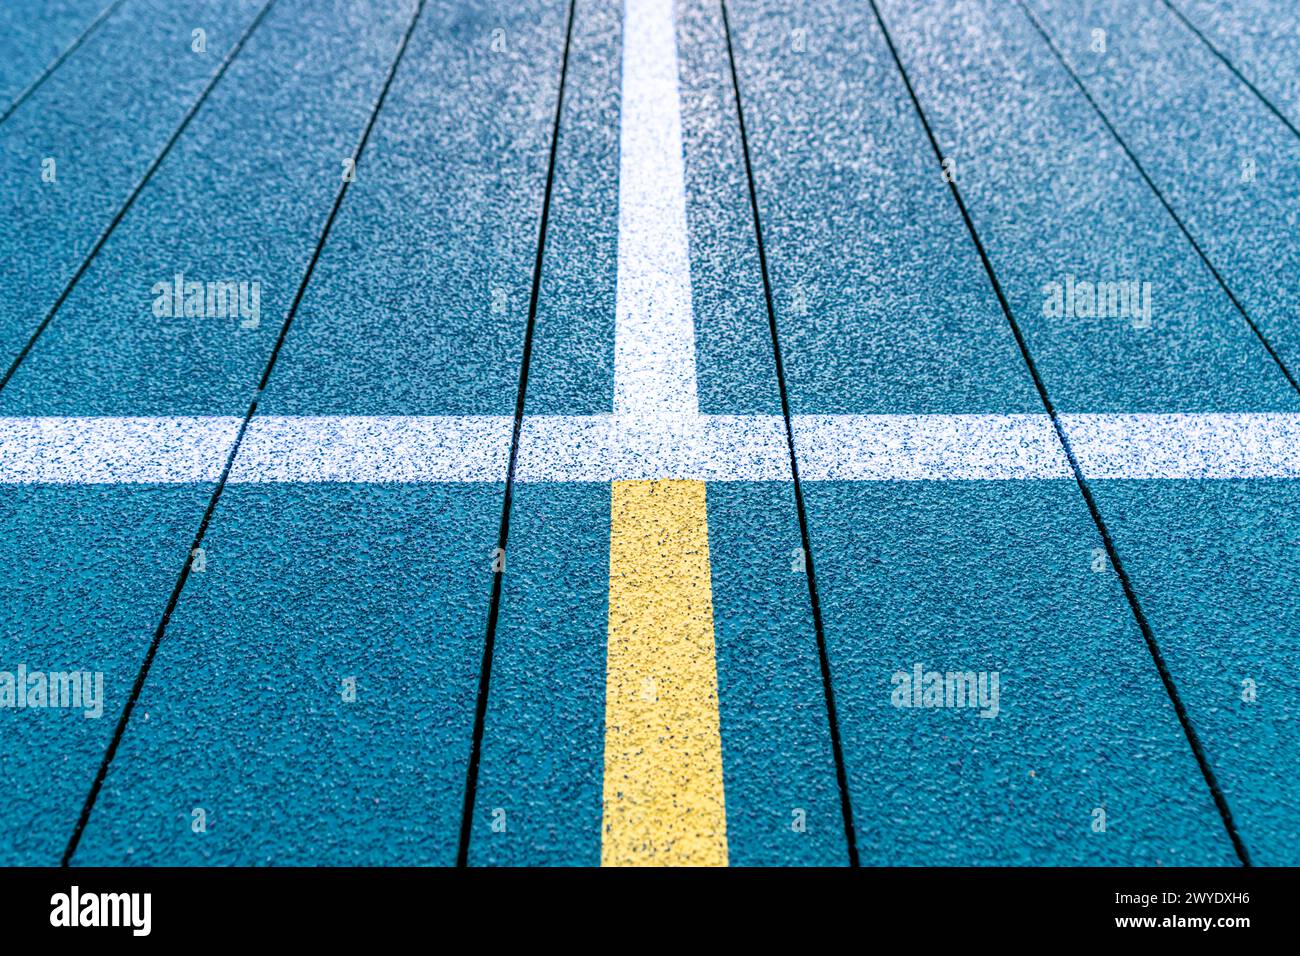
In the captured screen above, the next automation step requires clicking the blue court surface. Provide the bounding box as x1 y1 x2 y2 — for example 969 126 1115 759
0 0 1296 867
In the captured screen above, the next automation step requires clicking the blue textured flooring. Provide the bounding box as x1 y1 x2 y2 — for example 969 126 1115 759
1 0 1296 866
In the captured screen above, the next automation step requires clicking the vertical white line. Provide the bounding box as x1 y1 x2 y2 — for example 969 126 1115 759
614 0 699 418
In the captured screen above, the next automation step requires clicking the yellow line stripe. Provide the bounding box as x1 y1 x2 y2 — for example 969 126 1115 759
602 479 728 866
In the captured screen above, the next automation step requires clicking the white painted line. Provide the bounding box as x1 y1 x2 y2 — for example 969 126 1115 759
613 0 698 417
1062 413 1300 479
793 415 1071 480
517 414 792 481
231 416 511 483
0 416 241 484
4 414 1297 484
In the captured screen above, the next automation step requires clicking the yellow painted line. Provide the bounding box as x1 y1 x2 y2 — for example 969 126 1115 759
602 479 728 866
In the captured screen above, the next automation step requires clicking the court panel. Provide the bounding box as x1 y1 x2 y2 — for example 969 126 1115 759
879 0 1300 862
806 480 1237 864
523 0 620 416
882 0 1295 412
258 0 567 416
727 0 1238 863
679 0 782 415
705 482 848 866
680 0 847 864
1 0 413 416
72 482 500 865
1167 0 1300 130
467 0 616 865
0 0 424 864
470 479 849 866
0 0 114 107
0 483 212 863
1027 0 1300 384
468 482 609 866
71 0 567 864
722 1 1039 415
0 0 266 372
1085 479 1300 865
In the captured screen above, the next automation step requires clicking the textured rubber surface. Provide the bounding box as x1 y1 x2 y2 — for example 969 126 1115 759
1025 0 1300 390
0 0 115 110
1 0 1296 866
1167 0 1300 131
0 0 266 372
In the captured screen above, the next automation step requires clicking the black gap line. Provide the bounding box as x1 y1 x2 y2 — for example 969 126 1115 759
456 0 577 868
61 0 429 866
0 0 277 397
1158 0 1300 144
720 0 861 868
0 0 128 126
866 0 1251 866
1016 0 1299 396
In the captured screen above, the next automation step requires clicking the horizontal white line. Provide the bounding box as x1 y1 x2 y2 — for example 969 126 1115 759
1 413 1296 484
0 417 243 484
1059 413 1300 479
231 416 511 483
234 415 795 482
794 414 1070 480
517 415 793 481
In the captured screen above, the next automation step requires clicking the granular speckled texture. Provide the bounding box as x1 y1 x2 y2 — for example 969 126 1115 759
0 0 266 370
729 0 1256 863
724 0 1041 414
74 482 501 865
708 482 846 866
259 0 567 416
0 0 113 108
3 0 1298 867
1082 479 1300 865
879 0 1298 412
0 0 417 865
0 483 215 864
1025 0 1300 388
803 480 1238 865
524 0 621 415
469 482 610 866
2 0 415 417
1173 0 1300 128
601 479 727 866
677 0 783 415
